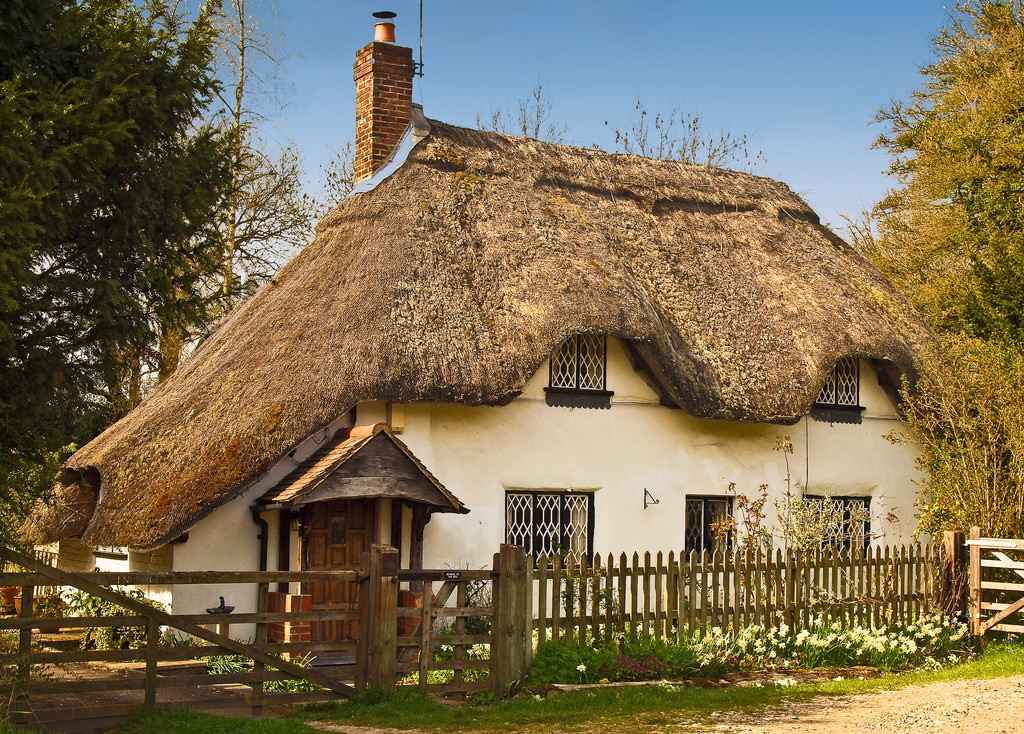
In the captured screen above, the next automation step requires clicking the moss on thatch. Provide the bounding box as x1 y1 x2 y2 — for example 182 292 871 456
26 120 934 549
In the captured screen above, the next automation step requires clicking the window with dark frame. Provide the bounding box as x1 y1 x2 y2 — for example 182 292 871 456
812 356 864 424
684 496 731 555
803 495 871 550
544 335 614 409
505 490 594 563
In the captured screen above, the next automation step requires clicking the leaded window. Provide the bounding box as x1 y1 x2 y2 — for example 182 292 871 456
815 356 860 407
550 335 606 390
684 496 731 555
505 490 593 563
545 335 613 408
812 356 864 424
803 495 871 550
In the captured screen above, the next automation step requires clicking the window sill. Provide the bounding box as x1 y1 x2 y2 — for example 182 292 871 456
544 387 614 409
810 404 865 425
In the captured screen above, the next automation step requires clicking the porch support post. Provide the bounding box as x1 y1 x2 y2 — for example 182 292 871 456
409 506 429 594
359 544 399 688
375 498 393 546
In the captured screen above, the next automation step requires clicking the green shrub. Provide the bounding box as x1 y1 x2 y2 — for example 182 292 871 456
203 651 321 692
621 636 705 679
66 587 165 650
530 638 614 685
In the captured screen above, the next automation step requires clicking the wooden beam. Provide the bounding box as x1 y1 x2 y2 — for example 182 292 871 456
965 537 1024 549
980 595 1024 635
278 510 292 593
0 569 363 586
491 544 528 693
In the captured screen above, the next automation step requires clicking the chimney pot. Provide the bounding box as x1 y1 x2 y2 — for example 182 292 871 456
372 10 397 43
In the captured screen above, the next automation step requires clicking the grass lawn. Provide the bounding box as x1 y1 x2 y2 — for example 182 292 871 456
6 640 1019 734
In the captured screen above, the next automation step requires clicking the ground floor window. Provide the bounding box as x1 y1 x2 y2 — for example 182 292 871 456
505 490 593 563
803 495 871 550
684 496 731 555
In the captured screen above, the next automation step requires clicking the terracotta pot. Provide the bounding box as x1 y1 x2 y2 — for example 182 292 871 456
1 586 17 606
37 615 61 634
12 598 61 632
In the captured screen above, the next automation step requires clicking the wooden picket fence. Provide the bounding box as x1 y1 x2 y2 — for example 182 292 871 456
534 543 940 646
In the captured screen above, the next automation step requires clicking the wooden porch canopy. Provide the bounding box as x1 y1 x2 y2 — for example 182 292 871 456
256 423 467 512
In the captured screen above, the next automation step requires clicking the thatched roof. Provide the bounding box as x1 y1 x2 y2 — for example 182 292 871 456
27 119 934 550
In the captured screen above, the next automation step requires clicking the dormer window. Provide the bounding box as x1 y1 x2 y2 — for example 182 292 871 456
544 334 614 409
812 356 864 424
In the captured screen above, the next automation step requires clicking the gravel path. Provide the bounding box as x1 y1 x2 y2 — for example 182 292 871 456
713 675 1024 734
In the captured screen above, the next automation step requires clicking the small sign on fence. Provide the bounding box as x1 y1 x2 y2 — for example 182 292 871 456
443 571 462 580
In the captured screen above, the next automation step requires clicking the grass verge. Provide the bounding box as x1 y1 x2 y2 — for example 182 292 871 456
97 640 1023 734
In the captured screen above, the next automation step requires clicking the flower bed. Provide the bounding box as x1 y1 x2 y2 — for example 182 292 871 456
529 613 970 686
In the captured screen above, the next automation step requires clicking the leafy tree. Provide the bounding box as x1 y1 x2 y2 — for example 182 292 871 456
860 1 1024 536
315 141 356 219
894 337 1024 538
0 0 232 544
867 0 1024 341
210 0 314 316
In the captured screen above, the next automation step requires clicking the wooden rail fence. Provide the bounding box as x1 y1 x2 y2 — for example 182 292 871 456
0 544 533 729
967 526 1024 637
533 543 940 646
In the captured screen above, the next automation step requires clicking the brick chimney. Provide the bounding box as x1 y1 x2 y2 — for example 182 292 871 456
353 13 415 183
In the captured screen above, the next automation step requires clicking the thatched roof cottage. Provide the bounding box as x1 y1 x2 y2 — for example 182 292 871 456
29 15 932 631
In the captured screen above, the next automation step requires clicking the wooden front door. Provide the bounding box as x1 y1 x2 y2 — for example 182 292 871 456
300 499 376 641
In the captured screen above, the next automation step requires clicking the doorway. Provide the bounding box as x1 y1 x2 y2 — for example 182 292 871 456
299 498 376 641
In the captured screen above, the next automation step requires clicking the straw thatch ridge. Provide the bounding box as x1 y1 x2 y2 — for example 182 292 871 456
26 119 934 549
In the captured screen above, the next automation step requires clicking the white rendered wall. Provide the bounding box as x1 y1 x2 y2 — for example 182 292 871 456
379 339 923 570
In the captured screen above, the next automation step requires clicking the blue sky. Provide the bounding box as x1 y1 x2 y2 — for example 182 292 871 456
257 1 951 230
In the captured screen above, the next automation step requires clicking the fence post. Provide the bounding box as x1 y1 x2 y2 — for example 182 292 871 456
969 526 982 636
940 530 967 619
144 616 159 707
783 549 794 629
492 544 528 694
359 544 399 688
251 581 269 716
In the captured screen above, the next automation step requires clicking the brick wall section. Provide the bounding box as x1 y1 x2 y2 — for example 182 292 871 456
353 41 415 182
266 591 312 658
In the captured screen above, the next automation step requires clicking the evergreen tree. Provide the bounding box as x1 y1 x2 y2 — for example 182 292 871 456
0 0 232 542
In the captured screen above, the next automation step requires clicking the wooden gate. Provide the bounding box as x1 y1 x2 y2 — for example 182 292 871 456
357 543 531 694
967 526 1024 636
0 546 358 730
0 542 533 728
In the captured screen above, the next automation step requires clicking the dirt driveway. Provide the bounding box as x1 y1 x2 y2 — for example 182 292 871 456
310 674 1024 734
713 674 1024 734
